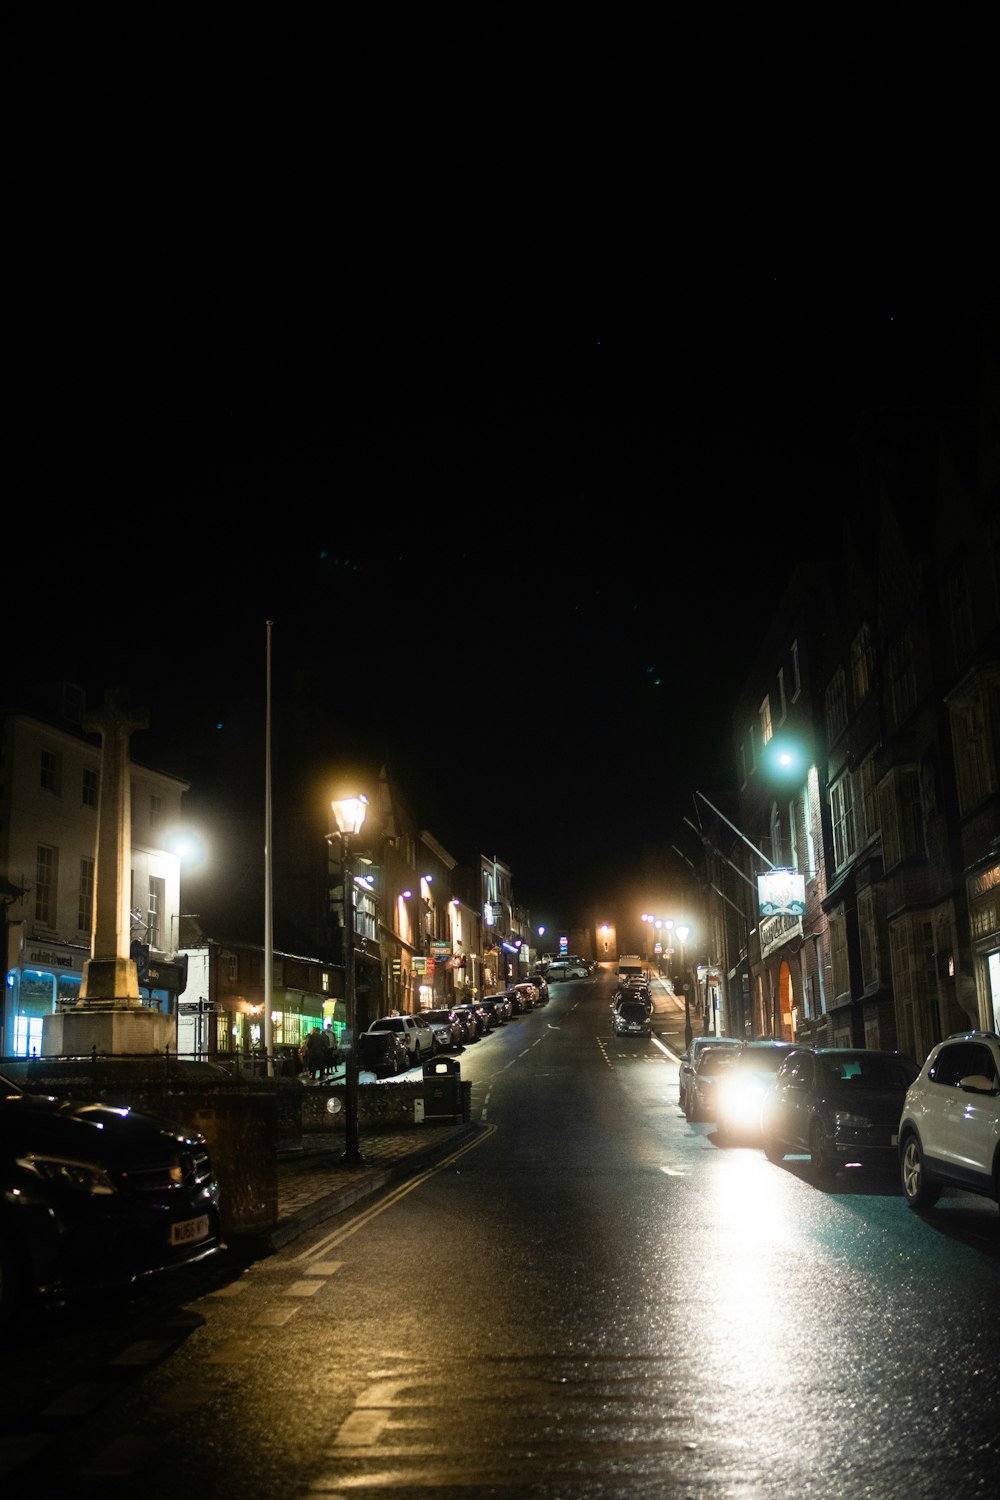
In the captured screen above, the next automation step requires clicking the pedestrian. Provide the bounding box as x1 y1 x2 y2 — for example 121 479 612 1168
304 1026 325 1080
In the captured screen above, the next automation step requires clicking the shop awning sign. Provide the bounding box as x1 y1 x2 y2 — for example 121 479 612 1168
757 869 806 917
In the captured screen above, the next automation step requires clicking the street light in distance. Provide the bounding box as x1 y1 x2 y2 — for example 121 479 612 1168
329 793 369 1169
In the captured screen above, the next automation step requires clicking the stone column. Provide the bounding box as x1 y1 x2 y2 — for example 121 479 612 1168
42 688 175 1057
79 688 148 1006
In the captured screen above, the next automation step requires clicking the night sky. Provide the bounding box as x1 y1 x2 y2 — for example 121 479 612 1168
12 211 997 925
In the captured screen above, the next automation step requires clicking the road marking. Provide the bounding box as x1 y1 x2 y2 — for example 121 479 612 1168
296 1126 495 1261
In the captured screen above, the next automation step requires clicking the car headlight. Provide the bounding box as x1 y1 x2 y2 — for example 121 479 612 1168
17 1152 118 1196
832 1111 873 1129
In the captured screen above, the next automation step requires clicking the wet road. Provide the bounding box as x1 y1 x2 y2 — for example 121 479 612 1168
4 971 998 1497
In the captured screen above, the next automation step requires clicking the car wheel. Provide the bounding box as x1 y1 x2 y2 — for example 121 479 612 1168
686 1094 698 1122
809 1122 837 1180
763 1131 785 1163
900 1133 941 1211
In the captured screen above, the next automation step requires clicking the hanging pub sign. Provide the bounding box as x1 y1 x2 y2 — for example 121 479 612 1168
757 869 806 917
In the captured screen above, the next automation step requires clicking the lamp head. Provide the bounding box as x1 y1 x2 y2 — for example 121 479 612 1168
331 793 368 837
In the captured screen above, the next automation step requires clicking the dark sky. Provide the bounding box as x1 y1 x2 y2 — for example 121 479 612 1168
12 213 997 924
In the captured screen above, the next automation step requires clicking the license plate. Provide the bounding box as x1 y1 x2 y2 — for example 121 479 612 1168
171 1214 209 1246
890 1132 898 1146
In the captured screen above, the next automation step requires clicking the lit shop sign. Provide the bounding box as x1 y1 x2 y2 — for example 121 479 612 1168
757 869 806 917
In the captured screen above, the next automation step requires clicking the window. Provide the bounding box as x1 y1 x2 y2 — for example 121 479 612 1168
40 749 61 795
148 876 164 949
769 802 783 866
889 913 938 1064
878 767 924 869
82 767 99 808
858 886 886 992
150 793 162 829
850 622 874 706
35 845 57 925
759 695 773 748
790 639 801 701
948 670 998 815
226 951 238 982
78 856 94 932
887 624 918 729
825 667 848 745
946 566 975 673
828 907 850 1003
858 753 880 845
831 774 857 869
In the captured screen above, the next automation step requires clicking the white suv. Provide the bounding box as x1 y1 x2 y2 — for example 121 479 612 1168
898 1031 1000 1214
366 1014 435 1064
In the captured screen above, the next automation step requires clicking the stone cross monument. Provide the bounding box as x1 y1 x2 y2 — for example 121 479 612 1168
42 688 175 1057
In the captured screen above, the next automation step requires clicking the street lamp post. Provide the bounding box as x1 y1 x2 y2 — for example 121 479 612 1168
674 924 692 1047
330 793 368 1169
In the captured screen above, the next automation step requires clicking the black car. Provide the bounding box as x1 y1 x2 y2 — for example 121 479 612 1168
761 1047 921 1178
611 999 653 1038
357 1029 410 1077
0 1070 222 1327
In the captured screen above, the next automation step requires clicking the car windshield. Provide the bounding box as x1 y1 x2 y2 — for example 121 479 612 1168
819 1054 920 1089
698 1051 735 1075
737 1049 790 1074
619 1003 647 1021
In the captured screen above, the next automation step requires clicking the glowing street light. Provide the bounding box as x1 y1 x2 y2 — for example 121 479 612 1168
329 793 368 1168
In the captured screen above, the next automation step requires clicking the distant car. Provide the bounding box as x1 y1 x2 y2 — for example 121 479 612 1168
477 996 509 1027
0 1070 222 1327
761 1047 920 1178
715 1041 801 1142
508 982 540 1010
678 1035 741 1115
687 1045 739 1121
366 1014 435 1063
611 998 653 1038
423 1014 460 1054
897 1031 1000 1213
357 1029 410 1078
546 959 589 980
525 972 550 1003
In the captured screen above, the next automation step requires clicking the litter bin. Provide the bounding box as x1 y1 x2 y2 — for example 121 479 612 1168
422 1055 462 1122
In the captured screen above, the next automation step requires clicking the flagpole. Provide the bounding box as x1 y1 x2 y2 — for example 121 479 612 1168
264 619 274 1077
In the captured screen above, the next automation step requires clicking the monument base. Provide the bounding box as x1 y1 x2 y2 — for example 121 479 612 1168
41 1006 176 1058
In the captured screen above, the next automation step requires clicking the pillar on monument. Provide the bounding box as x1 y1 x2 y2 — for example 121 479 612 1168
41 688 175 1057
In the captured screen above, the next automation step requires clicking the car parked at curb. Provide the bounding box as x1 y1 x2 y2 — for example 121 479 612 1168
678 1035 741 1115
0 1070 222 1328
546 959 589 980
686 1045 740 1122
366 1014 435 1064
761 1047 920 1178
421 1009 466 1051
357 1029 411 1078
897 1030 1000 1214
715 1040 801 1142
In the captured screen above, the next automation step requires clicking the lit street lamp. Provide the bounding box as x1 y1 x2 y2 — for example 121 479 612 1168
329 792 368 1168
674 923 692 1048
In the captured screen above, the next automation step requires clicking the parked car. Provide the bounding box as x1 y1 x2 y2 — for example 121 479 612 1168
450 1006 481 1043
611 998 653 1038
477 996 508 1027
525 972 550 1003
508 982 540 1010
761 1047 920 1178
357 1029 410 1078
423 1014 460 1054
897 1030 1000 1213
686 1045 740 1121
715 1041 801 1142
546 959 589 980
422 1008 466 1050
0 1070 222 1327
366 1014 435 1064
452 1003 489 1040
678 1035 741 1114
